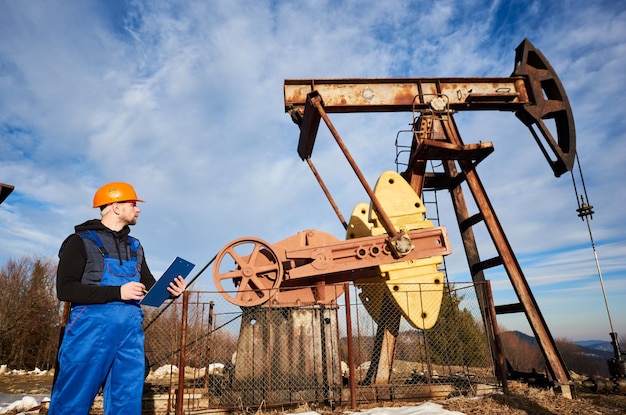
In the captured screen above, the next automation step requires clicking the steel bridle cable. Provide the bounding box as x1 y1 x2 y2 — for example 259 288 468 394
569 152 615 334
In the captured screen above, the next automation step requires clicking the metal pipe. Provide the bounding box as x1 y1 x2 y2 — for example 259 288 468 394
309 96 400 240
306 157 348 230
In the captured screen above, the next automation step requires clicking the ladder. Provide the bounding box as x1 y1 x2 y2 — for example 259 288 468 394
401 111 573 398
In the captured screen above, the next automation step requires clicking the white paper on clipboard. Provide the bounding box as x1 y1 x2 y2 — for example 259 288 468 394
140 257 195 307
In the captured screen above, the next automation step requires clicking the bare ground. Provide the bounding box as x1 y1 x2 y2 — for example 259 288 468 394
442 382 626 415
0 371 53 395
2 371 626 414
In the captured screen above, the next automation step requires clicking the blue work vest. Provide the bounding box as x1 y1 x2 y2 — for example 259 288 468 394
78 230 144 301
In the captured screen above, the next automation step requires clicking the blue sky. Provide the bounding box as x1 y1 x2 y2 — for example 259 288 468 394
0 0 624 342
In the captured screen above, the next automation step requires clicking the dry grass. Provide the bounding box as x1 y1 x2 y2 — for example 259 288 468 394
2 371 626 415
441 382 626 415
278 382 626 415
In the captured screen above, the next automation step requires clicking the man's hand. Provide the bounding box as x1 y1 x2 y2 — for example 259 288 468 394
121 281 147 301
167 275 186 297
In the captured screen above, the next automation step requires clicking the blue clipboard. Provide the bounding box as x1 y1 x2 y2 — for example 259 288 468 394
140 257 195 307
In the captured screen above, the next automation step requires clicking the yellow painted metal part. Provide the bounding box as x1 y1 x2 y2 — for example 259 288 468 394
346 202 383 321
346 171 445 330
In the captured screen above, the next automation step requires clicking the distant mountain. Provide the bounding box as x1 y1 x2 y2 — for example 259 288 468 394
509 330 536 345
501 330 614 377
505 331 615 359
574 340 614 353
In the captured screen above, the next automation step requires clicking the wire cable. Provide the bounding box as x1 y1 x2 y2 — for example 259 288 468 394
570 152 615 334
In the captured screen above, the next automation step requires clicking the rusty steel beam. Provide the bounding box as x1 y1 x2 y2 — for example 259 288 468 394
484 280 509 394
285 39 576 177
401 110 573 396
285 76 527 114
435 113 573 396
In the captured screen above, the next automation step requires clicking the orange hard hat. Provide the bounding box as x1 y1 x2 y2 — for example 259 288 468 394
93 182 145 208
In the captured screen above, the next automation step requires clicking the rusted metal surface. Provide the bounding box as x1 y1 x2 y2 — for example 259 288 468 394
583 377 626 394
213 227 450 307
0 183 14 205
306 158 348 230
410 139 494 165
280 38 576 398
213 237 282 307
264 230 346 307
343 282 357 410
281 227 448 281
285 77 528 114
430 112 572 396
485 281 509 394
286 38 575 177
225 306 342 406
403 110 573 394
308 94 407 252
512 39 576 176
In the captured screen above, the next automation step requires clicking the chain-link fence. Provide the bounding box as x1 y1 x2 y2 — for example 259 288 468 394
141 281 500 413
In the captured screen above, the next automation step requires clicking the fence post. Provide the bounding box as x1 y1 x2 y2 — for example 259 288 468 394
344 282 357 409
484 280 508 394
176 291 190 415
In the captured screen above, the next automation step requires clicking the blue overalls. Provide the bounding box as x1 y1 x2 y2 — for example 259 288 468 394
49 230 146 415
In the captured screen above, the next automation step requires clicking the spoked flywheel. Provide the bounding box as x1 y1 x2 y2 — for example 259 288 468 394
213 237 283 307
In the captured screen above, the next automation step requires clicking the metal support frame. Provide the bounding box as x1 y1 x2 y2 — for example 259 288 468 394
283 39 576 398
407 112 572 397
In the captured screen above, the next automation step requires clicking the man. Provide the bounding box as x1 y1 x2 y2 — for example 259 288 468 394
49 181 186 415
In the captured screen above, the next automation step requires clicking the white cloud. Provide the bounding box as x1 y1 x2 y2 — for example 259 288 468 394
0 0 625 341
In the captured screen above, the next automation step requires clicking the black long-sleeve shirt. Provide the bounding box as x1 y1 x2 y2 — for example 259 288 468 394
56 219 155 304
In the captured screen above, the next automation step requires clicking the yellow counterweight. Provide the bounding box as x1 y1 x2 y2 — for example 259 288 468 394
346 171 445 330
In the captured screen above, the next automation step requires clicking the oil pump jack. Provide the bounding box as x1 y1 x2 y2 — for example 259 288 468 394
213 39 576 401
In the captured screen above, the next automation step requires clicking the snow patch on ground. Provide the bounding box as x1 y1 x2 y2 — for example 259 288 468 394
147 363 225 380
0 365 467 415
289 404 467 415
0 396 38 414
0 365 48 377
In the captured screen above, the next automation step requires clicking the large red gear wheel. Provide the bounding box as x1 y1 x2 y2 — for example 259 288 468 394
213 237 283 307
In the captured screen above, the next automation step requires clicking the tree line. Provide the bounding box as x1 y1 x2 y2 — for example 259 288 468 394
0 256 61 370
0 254 622 382
499 330 619 379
